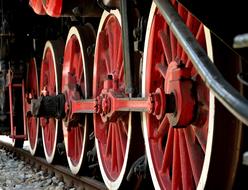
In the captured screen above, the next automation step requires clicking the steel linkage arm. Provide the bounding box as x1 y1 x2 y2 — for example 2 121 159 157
154 0 248 126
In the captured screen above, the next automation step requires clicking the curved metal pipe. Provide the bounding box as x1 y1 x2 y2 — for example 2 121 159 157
154 0 248 126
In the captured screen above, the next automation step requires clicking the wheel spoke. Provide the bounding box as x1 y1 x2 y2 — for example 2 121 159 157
186 58 191 68
176 5 187 60
75 128 82 161
158 30 172 64
147 116 157 139
180 49 188 64
111 123 117 171
115 124 124 172
179 130 195 189
106 123 112 156
186 24 205 68
116 127 124 159
103 51 111 75
68 37 75 64
176 41 182 60
118 62 124 82
155 63 167 79
153 116 169 139
178 3 187 22
98 31 110 73
161 128 174 173
73 129 77 160
183 127 204 184
171 0 177 7
192 125 207 152
117 119 126 158
95 117 107 142
172 130 182 189
170 30 177 60
46 51 55 94
112 23 118 63
116 39 123 82
196 24 205 47
107 29 114 73
186 14 200 36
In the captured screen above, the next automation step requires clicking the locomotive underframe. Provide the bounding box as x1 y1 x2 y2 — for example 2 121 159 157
0 0 248 189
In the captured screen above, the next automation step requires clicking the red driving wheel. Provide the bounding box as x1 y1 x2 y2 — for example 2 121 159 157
40 40 63 163
25 58 40 155
62 25 95 174
93 10 132 189
142 1 242 189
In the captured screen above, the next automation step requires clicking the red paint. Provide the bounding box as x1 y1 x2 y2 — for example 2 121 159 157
93 13 126 180
62 34 85 166
40 45 57 157
42 0 63 17
29 0 45 15
143 2 209 189
25 59 39 152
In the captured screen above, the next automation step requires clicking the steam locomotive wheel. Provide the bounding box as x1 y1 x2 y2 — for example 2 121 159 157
62 26 95 174
40 41 63 163
142 2 242 189
93 10 131 189
26 58 40 155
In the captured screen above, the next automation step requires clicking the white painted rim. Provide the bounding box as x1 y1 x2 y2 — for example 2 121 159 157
27 58 40 156
141 2 215 189
41 41 59 164
62 26 88 174
94 10 131 190
95 113 132 190
197 26 215 190
141 3 161 189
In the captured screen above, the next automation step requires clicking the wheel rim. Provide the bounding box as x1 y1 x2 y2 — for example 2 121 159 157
29 0 46 15
142 2 213 189
40 41 59 163
26 58 39 155
62 26 90 174
42 0 62 17
93 10 131 189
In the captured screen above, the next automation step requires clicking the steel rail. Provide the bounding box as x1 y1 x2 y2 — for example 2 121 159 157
0 141 107 190
154 0 248 126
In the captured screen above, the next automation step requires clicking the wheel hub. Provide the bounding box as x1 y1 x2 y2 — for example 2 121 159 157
95 75 126 122
165 61 196 127
149 88 175 120
64 85 83 129
95 91 126 123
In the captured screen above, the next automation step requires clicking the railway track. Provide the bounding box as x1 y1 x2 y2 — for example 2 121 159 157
0 140 107 190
